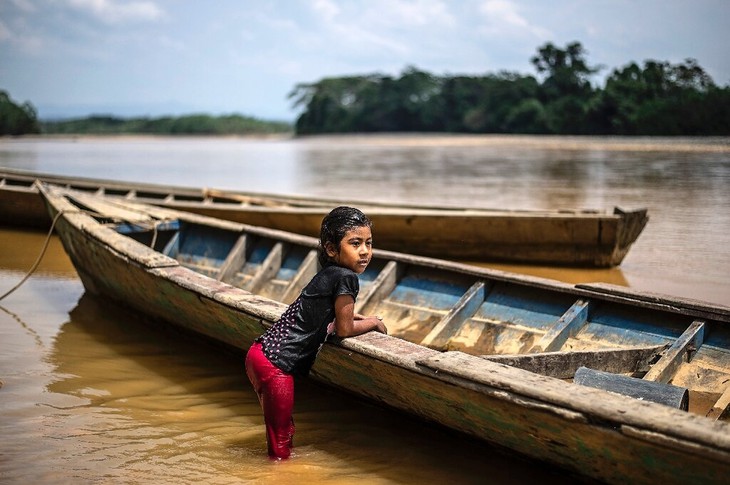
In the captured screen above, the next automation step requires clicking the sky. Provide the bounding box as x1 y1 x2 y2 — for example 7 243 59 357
1 0 728 122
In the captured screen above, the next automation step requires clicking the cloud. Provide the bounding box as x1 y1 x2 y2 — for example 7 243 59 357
9 0 36 13
379 0 455 28
478 0 551 39
0 17 46 54
312 0 340 22
302 0 458 63
0 21 10 42
66 0 165 24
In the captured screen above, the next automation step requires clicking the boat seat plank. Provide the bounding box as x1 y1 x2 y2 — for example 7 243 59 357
217 234 247 283
483 345 668 379
67 191 159 223
574 366 689 410
248 242 284 294
281 250 318 304
643 320 705 384
420 281 488 350
706 386 730 421
531 299 591 353
355 261 401 315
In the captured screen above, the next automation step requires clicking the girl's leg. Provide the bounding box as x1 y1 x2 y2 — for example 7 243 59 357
261 370 295 458
245 343 295 459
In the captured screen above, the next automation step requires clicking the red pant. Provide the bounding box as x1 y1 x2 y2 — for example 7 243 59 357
245 342 295 459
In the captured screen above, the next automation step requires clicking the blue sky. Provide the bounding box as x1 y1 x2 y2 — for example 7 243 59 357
1 0 728 121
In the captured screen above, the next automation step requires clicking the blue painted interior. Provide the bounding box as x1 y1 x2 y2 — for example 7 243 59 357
389 274 470 310
246 237 275 264
275 245 310 281
476 283 575 331
175 222 239 267
583 303 688 345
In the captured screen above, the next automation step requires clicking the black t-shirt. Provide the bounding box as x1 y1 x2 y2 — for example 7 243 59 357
257 265 359 376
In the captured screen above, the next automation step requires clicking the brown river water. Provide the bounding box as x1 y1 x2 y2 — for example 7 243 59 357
1 134 729 483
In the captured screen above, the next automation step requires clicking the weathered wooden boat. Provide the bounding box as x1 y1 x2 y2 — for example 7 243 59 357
39 183 728 484
1 167 647 267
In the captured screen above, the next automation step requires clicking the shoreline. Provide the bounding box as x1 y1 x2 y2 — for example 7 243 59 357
3 132 729 152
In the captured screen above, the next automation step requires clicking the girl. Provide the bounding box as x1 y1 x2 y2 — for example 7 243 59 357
245 206 388 459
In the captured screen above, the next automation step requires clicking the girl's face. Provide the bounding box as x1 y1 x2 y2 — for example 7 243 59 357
326 226 373 274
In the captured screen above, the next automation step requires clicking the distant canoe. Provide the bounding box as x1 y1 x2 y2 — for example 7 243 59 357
2 167 648 267
39 184 729 484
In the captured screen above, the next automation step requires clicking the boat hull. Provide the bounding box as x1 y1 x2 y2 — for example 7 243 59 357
39 186 729 484
1 168 647 266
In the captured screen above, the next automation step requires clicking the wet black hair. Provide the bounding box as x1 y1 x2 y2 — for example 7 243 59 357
318 206 372 267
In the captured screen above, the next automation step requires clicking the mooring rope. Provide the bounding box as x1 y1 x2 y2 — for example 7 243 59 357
0 207 172 302
0 210 67 302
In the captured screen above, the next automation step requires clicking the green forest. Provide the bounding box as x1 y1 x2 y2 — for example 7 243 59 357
290 42 730 136
0 91 41 135
40 114 291 135
2 42 729 137
0 92 291 136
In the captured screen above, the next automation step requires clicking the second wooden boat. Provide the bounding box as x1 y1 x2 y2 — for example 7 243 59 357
39 184 728 484
1 167 648 267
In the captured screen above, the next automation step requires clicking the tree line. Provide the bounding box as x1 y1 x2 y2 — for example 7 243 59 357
3 41 729 137
289 42 730 136
0 91 41 135
0 91 291 136
40 114 291 135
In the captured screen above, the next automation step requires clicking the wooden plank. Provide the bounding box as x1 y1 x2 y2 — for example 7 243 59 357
531 299 591 352
355 260 401 315
247 242 284 294
66 191 155 223
706 386 730 421
576 283 730 322
280 249 318 304
575 367 689 410
643 320 705 384
216 234 247 283
483 345 668 379
420 281 487 350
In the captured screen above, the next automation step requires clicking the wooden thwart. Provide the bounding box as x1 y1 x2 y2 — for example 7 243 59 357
248 242 284 294
217 234 247 283
706 386 730 421
420 281 488 350
281 249 318 304
483 345 668 379
643 320 705 383
575 366 689 410
356 261 401 315
530 299 591 352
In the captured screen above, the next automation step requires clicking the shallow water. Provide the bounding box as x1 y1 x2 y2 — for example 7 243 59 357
1 134 729 483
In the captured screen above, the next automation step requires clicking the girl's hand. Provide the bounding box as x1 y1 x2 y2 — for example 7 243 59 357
356 312 387 334
334 296 388 337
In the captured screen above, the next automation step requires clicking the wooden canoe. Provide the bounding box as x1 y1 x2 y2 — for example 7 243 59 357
1 167 648 267
38 184 728 484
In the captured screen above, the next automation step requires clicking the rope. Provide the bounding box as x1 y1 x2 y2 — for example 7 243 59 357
0 207 172 302
0 210 67 302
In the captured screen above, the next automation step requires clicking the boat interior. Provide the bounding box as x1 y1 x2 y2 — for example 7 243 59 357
57 190 730 422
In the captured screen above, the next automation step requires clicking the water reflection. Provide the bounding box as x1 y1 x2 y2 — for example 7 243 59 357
22 294 565 484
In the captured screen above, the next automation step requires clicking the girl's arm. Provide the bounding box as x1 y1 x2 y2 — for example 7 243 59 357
334 294 387 337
